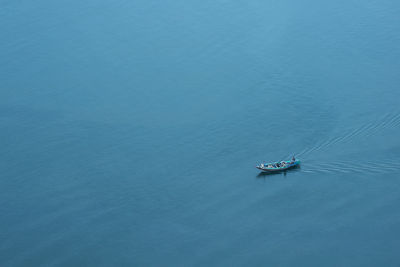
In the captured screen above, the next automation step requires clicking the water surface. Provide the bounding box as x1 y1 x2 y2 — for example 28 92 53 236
1 0 400 266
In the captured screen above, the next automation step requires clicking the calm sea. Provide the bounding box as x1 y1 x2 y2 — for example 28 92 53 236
1 0 400 266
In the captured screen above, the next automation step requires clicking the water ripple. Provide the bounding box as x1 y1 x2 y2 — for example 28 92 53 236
298 111 400 158
303 158 400 175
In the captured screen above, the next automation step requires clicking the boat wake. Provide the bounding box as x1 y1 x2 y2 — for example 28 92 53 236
297 111 400 158
302 158 400 175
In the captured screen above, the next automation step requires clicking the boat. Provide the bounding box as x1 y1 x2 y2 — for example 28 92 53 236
256 159 300 172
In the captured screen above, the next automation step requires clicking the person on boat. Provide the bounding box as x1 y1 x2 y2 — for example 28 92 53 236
292 155 296 162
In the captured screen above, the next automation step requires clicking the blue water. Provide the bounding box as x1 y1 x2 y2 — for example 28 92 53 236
1 0 400 266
